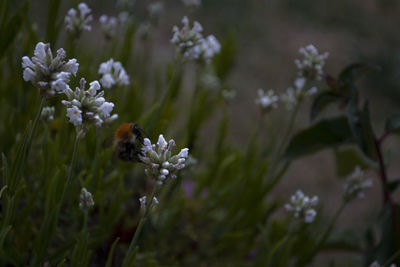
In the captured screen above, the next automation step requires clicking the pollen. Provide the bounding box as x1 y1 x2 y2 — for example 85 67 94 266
114 123 135 140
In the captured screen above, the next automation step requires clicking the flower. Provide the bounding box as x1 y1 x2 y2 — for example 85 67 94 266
294 44 329 81
139 196 159 210
65 2 93 36
280 78 317 110
344 166 373 202
255 89 279 112
139 135 189 184
79 188 94 210
98 59 130 89
99 15 118 39
62 78 118 135
369 261 397 267
22 42 78 98
171 16 220 63
41 106 55 123
148 1 163 23
182 0 201 7
285 190 319 223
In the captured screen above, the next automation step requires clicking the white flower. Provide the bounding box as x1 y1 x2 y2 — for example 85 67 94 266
65 2 93 36
99 15 118 39
62 78 117 133
369 261 397 267
171 16 220 63
294 44 329 81
285 190 319 223
21 42 78 98
139 196 159 211
139 135 189 183
79 188 94 210
41 106 55 123
66 106 82 127
344 166 373 202
98 59 130 89
182 0 201 7
148 1 163 22
255 89 279 111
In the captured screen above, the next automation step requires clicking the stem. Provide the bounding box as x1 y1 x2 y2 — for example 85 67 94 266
374 137 399 252
122 184 158 267
300 202 346 265
62 135 81 203
89 136 101 192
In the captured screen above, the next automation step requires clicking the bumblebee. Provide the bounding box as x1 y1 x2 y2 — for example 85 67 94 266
114 123 145 162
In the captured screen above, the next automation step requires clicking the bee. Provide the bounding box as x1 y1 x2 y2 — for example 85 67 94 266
114 123 145 162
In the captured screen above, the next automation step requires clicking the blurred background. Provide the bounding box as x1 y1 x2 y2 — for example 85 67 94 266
5 0 400 265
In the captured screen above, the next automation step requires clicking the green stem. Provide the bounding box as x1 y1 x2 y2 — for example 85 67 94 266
61 135 81 204
300 202 346 265
89 136 101 192
122 185 158 267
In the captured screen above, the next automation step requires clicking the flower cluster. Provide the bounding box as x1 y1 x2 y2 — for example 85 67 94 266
281 78 317 110
171 16 220 63
344 166 373 202
41 106 55 123
139 135 189 184
22 42 79 98
98 59 130 89
62 78 117 134
79 188 94 210
369 261 396 267
182 0 201 7
285 190 319 223
139 196 159 210
255 89 279 112
99 15 118 39
295 44 329 81
64 2 93 36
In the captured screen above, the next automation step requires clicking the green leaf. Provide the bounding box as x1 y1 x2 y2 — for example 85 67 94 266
385 112 400 134
106 237 120 267
334 147 369 177
284 116 353 161
45 0 62 44
346 101 377 161
310 90 343 121
339 63 380 85
0 5 23 59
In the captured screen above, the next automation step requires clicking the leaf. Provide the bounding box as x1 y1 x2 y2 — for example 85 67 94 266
45 0 62 44
284 116 353 161
0 4 24 59
106 237 120 267
310 90 343 121
334 147 369 177
339 63 380 85
385 112 400 134
346 101 377 161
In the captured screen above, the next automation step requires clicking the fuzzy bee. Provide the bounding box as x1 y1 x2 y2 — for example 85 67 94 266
114 123 145 162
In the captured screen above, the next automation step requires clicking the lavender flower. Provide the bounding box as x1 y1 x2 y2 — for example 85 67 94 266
79 188 94 210
285 190 319 223
62 78 118 136
99 15 118 39
41 106 55 123
98 59 130 89
22 42 78 98
139 196 159 211
65 2 93 36
171 16 220 63
139 135 189 184
344 166 373 202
